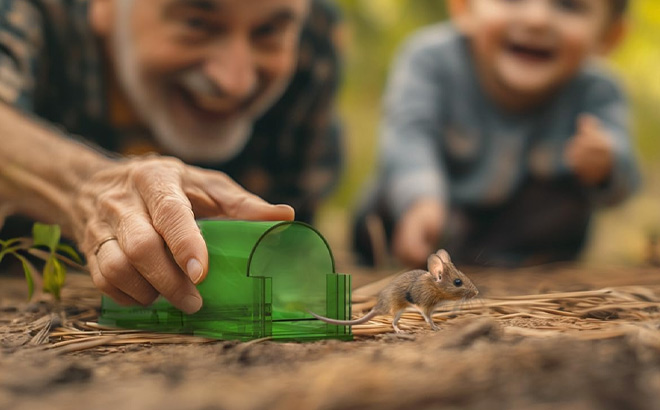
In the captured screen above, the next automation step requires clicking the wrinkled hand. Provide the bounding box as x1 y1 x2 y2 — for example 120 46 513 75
72 155 294 313
392 198 446 268
564 114 615 186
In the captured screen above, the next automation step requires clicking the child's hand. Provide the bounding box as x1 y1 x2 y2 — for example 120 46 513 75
393 199 446 268
564 114 615 186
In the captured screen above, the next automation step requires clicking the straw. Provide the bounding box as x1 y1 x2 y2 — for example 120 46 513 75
10 273 659 353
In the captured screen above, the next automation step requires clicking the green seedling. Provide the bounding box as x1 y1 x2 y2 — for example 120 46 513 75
0 223 83 301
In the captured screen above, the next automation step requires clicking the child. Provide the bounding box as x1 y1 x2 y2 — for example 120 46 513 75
353 0 639 268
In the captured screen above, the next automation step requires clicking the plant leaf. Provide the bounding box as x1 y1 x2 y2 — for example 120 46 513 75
0 237 31 264
32 223 61 251
42 256 66 300
0 245 26 263
1 237 25 248
56 243 83 264
54 257 66 286
14 254 36 301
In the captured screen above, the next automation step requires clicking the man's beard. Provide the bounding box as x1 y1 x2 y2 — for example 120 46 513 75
111 1 291 163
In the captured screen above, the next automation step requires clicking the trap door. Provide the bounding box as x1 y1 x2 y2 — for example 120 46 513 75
247 221 351 341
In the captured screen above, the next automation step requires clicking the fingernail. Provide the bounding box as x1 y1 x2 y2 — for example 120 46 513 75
275 204 295 219
181 294 203 314
186 258 204 284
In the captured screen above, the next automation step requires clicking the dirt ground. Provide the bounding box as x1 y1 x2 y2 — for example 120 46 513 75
3 262 660 410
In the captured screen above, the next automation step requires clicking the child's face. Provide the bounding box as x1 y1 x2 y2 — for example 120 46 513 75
454 0 621 101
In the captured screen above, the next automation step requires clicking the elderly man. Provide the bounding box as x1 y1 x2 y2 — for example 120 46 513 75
0 0 342 313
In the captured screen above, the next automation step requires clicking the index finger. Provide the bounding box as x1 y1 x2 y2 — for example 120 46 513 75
190 167 295 221
134 165 209 285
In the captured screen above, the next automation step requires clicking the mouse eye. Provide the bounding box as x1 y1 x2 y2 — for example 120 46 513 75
453 279 463 287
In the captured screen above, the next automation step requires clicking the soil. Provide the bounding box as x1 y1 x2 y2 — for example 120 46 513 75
3 262 660 410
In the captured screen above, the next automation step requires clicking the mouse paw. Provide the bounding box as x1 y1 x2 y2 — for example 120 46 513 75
393 325 403 333
430 323 440 331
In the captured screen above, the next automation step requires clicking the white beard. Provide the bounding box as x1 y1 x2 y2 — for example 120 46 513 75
111 1 291 163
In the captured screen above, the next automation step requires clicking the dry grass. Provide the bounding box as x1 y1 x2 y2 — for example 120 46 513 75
7 273 656 353
350 285 660 340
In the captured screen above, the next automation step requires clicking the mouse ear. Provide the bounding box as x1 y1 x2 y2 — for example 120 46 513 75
427 253 444 280
435 249 451 265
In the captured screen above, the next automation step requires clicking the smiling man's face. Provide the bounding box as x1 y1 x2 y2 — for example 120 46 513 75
92 0 309 162
452 0 621 107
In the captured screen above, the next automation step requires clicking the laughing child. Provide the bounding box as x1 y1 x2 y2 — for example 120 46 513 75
353 0 639 268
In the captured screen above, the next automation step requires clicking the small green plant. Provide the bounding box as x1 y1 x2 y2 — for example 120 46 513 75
0 223 83 301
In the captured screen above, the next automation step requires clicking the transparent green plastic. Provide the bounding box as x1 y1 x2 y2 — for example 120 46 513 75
98 220 352 341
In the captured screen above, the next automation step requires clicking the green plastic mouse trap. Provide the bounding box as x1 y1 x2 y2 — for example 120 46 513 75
98 220 353 341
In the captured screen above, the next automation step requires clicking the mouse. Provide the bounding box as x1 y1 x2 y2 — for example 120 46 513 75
308 249 479 333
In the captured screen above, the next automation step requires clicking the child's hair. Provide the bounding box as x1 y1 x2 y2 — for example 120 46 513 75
611 0 628 16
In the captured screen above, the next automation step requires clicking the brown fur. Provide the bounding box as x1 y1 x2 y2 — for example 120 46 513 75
308 249 479 333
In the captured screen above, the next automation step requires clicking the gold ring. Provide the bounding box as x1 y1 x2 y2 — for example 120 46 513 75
94 236 117 256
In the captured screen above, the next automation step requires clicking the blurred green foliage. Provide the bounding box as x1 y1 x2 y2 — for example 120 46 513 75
331 0 660 209
331 0 448 207
611 0 660 163
337 0 448 99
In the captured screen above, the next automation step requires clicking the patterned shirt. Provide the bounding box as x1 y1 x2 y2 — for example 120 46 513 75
0 0 343 224
376 23 640 219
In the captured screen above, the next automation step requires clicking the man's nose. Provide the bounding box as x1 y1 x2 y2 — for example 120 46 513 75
204 36 257 100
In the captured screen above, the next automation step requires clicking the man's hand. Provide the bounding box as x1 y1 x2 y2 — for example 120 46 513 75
0 105 294 314
73 156 294 314
564 114 615 186
392 198 446 268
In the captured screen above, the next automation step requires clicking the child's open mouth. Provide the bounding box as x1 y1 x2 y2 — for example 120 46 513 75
506 42 556 63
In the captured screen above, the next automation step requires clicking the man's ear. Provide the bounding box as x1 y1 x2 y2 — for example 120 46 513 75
448 0 473 35
597 17 628 56
89 0 115 37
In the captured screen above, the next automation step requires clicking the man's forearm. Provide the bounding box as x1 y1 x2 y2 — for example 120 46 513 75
0 103 113 237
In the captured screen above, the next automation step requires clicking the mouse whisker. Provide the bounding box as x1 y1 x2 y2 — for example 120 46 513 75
465 297 478 311
474 296 487 310
452 298 467 313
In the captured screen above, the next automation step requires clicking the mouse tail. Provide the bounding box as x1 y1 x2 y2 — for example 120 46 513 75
307 308 379 326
